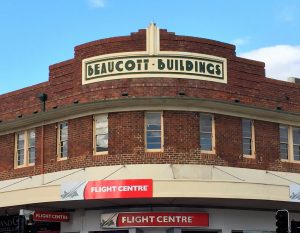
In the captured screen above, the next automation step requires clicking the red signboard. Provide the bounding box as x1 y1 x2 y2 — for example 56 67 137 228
101 212 209 228
33 211 70 222
84 179 153 199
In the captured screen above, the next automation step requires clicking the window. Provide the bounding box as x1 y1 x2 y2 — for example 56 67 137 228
57 121 68 159
293 127 300 161
282 125 300 162
242 119 255 157
199 113 215 153
280 125 289 160
145 112 163 151
15 129 35 168
94 114 108 154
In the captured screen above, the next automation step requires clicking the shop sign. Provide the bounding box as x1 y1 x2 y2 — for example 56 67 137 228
33 211 70 222
61 179 153 201
82 24 227 85
290 184 300 202
0 215 20 233
82 54 227 85
100 212 209 228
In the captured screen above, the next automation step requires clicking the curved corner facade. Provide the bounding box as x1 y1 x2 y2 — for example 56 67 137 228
1 24 300 233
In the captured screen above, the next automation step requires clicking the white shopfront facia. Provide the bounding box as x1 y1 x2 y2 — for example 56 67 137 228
61 208 300 233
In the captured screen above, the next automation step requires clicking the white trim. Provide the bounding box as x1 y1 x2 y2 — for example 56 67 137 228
57 121 68 160
281 125 300 163
146 23 160 55
2 164 300 207
14 129 36 169
1 98 300 136
93 114 108 155
199 113 216 154
242 119 256 158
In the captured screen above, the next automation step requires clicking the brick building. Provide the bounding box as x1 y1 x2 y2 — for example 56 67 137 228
1 24 300 233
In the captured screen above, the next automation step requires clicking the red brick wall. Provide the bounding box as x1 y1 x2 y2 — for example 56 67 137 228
109 111 144 156
254 120 280 166
68 116 93 158
43 123 57 164
0 133 14 173
0 28 299 123
0 28 300 181
164 111 199 153
1 111 299 181
215 114 243 164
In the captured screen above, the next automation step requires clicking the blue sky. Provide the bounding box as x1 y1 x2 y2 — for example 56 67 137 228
0 0 300 94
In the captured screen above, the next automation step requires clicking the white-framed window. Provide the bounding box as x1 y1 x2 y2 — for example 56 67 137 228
293 127 300 161
199 113 215 153
15 129 36 168
280 125 289 160
242 119 255 157
94 114 108 154
281 125 300 162
145 112 163 152
57 121 68 159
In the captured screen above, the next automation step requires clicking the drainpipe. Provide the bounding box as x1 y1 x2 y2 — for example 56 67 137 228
41 124 45 184
37 93 47 183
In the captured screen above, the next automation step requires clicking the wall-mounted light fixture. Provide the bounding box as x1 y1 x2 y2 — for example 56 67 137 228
37 93 48 112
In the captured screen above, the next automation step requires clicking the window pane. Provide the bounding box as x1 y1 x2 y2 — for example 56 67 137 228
243 138 252 155
147 136 161 144
18 149 24 166
280 144 288 160
95 115 108 125
61 129 68 141
95 114 108 152
60 122 67 129
17 132 25 149
147 143 161 149
242 119 253 155
61 142 68 157
200 138 212 151
147 131 161 137
294 145 300 161
293 127 300 144
200 114 213 151
242 119 252 138
29 148 35 164
96 126 108 134
28 130 36 147
147 124 161 131
200 114 212 132
280 125 288 143
146 113 161 124
96 134 108 151
293 127 300 161
146 112 162 150
58 122 68 157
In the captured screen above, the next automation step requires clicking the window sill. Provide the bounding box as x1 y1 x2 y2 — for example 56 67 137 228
145 149 164 153
57 156 68 161
200 150 216 154
243 154 255 159
94 151 108 156
281 159 300 164
14 164 35 169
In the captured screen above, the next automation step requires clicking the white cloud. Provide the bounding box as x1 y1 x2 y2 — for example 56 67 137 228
88 0 105 8
280 5 297 22
231 37 250 47
239 45 300 81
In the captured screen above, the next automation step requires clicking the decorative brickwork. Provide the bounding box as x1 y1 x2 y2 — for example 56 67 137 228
0 27 299 181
